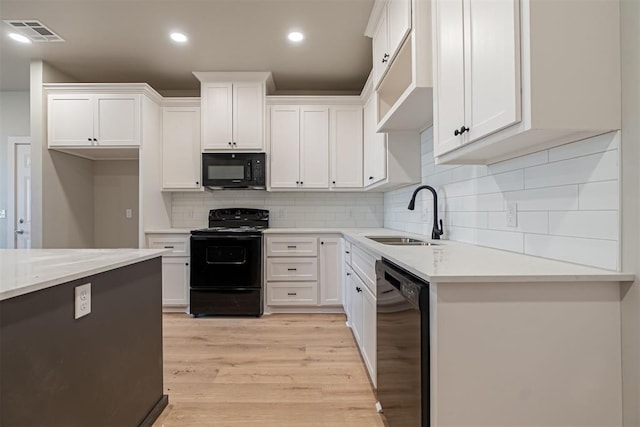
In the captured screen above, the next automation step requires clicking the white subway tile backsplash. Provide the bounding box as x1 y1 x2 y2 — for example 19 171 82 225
524 150 618 189
548 211 619 240
548 131 619 162
524 234 618 270
385 128 620 270
579 180 619 210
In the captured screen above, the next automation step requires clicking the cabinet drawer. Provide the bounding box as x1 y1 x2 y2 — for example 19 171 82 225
147 234 190 257
266 258 318 281
267 282 318 306
344 240 353 266
352 245 377 293
266 236 318 257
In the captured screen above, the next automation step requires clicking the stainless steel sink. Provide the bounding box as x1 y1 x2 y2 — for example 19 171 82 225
366 236 439 246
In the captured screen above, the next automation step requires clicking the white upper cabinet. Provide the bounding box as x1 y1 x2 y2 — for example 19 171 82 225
433 0 621 164
363 95 387 187
330 106 363 189
201 82 263 150
269 105 329 189
48 93 140 147
372 0 412 87
161 101 201 190
195 72 272 152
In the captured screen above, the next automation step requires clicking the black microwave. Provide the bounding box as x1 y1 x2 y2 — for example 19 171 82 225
202 152 266 190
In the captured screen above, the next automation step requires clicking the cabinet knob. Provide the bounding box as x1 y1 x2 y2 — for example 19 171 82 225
356 287 362 293
228 142 232 146
454 126 470 136
332 181 336 185
382 53 389 63
345 251 350 254
300 181 303 185
87 138 92 142
296 181 300 184
185 262 189 266
346 272 351 276
369 176 374 180
93 138 97 142
233 142 237 146
321 241 324 245
196 181 199 185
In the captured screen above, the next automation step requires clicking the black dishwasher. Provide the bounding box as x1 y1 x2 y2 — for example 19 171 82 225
376 259 430 427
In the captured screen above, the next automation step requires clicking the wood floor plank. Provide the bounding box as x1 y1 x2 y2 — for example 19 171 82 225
154 313 385 427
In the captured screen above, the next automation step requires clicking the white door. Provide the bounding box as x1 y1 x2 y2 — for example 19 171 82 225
300 106 329 189
233 83 264 150
14 142 31 249
48 94 94 147
433 0 466 156
319 238 343 306
270 106 301 188
363 96 387 186
464 0 521 143
362 285 377 385
162 106 201 189
387 0 412 59
162 258 190 306
351 274 364 346
372 11 389 86
203 83 233 149
95 94 140 146
330 107 363 189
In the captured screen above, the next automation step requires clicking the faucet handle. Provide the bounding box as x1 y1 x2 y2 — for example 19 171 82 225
438 219 444 235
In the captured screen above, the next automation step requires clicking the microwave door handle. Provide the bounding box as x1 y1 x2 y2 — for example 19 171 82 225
247 161 253 181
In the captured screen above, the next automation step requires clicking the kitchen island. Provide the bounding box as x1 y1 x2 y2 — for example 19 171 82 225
0 249 168 427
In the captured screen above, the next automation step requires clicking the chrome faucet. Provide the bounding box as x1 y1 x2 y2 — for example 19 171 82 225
407 185 444 240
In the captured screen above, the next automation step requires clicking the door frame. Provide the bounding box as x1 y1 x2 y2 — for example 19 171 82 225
6 136 31 248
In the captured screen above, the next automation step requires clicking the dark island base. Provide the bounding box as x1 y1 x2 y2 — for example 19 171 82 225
0 257 167 427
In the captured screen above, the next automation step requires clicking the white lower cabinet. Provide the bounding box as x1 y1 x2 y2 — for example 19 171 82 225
344 240 378 386
146 233 190 309
265 234 343 310
161 257 190 306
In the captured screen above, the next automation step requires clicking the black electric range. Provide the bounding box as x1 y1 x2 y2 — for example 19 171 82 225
189 208 269 317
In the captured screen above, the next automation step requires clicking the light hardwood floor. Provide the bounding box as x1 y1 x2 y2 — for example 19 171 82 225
153 313 385 427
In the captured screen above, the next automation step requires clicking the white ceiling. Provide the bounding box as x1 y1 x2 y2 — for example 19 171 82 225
0 0 375 94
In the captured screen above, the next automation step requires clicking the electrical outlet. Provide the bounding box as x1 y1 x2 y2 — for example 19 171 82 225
75 283 91 319
0 209 5 219
506 202 517 227
125 208 133 219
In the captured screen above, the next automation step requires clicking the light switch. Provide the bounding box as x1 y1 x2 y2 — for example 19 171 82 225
0 209 5 219
125 209 133 219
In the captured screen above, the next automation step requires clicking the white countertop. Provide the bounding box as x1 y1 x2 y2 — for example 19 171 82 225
265 228 634 283
0 249 167 301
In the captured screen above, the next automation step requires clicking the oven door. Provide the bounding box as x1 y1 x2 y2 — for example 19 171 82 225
190 234 262 289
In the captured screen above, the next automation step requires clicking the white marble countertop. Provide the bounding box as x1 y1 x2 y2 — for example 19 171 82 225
0 249 167 301
265 228 634 283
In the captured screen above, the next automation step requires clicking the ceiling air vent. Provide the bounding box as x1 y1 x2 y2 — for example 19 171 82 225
3 20 64 42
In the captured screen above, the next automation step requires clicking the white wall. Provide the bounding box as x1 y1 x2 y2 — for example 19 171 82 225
0 91 30 248
385 129 620 270
171 191 384 229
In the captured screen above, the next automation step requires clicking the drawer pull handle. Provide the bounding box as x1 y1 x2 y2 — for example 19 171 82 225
287 268 297 271
164 245 175 249
345 251 350 254
356 287 362 293
346 272 351 276
287 292 297 296
287 245 297 249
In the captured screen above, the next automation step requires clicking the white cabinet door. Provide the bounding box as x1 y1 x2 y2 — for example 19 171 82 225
351 273 365 346
330 107 363 189
344 266 353 322
48 94 95 147
433 0 466 155
270 106 301 188
363 95 387 187
162 257 189 306
233 82 264 149
202 83 234 150
162 106 201 189
464 0 520 144
94 94 140 146
319 238 343 306
387 0 411 59
434 0 521 156
362 285 377 385
300 106 329 189
372 11 389 87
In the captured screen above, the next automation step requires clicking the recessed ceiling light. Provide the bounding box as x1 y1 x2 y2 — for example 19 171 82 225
170 32 188 43
288 31 304 42
8 32 31 44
